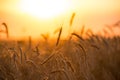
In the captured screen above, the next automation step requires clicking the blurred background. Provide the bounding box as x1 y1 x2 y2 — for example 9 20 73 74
0 0 120 39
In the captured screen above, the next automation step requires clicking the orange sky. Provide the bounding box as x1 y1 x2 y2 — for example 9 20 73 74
0 0 120 39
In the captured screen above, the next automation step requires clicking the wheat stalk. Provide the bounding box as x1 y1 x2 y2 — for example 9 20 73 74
81 25 85 36
69 12 76 26
41 52 55 65
71 33 84 41
56 27 62 46
18 46 27 63
91 44 100 50
18 46 23 64
26 60 38 69
2 23 9 38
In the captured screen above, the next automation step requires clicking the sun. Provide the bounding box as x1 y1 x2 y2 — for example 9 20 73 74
19 0 72 19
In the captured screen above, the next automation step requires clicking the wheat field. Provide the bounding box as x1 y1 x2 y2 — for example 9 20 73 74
0 18 120 80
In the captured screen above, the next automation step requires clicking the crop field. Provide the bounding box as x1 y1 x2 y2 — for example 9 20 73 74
0 12 120 80
0 0 120 79
0 22 120 80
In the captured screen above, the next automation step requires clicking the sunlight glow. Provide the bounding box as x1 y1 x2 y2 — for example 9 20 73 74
19 0 72 19
1 0 120 39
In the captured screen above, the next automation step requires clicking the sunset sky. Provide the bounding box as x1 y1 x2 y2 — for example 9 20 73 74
0 0 120 39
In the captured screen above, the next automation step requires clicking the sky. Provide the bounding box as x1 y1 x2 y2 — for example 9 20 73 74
0 0 120 39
